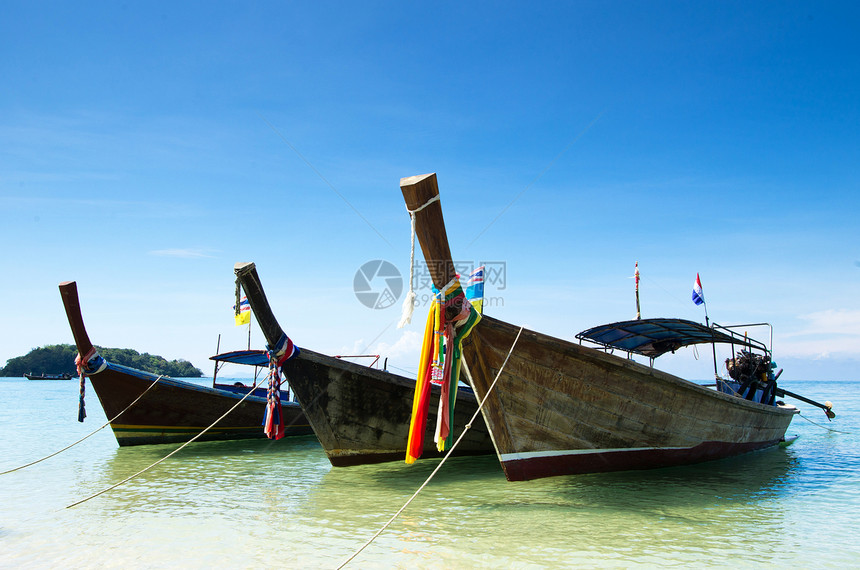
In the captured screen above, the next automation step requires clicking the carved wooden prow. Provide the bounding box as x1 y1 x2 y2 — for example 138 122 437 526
399 173 458 291
59 281 95 357
233 261 285 349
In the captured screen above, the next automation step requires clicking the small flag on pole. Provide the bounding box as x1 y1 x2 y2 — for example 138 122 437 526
234 296 251 326
465 266 485 313
692 274 705 306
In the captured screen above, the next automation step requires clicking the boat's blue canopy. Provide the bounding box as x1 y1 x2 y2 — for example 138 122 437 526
209 349 270 367
576 318 761 358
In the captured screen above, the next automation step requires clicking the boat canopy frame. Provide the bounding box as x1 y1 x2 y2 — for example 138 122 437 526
576 318 770 360
209 349 271 367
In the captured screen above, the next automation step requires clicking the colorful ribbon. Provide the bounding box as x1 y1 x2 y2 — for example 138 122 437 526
406 280 481 463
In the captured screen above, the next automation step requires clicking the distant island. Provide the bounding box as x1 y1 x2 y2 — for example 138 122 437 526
1 344 203 378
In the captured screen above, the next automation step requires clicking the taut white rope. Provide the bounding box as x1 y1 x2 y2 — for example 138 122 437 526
65 374 266 508
337 326 524 568
0 375 164 476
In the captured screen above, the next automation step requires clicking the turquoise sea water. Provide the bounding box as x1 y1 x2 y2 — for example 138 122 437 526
0 377 857 569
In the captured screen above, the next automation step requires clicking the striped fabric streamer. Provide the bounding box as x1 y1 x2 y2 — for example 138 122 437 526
405 302 437 464
436 301 480 451
263 332 300 440
263 358 285 440
405 279 481 463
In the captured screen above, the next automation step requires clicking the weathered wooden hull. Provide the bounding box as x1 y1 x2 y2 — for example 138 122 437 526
279 348 496 466
87 362 313 446
463 315 799 481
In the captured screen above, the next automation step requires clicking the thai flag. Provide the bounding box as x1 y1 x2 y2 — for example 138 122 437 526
465 266 484 299
234 296 251 326
465 266 485 312
692 273 705 306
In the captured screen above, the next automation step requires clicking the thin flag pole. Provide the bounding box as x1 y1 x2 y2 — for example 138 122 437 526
706 299 718 380
213 334 221 388
694 273 719 381
634 261 641 320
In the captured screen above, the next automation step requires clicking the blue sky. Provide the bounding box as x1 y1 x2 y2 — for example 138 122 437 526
2 2 858 383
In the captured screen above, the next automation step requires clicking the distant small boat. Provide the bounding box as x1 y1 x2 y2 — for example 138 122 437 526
24 372 73 380
58 280 315 447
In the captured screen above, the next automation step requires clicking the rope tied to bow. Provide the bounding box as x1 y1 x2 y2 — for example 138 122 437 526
398 194 441 329
74 347 107 422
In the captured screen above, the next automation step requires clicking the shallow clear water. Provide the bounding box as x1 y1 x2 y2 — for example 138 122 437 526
1 378 857 568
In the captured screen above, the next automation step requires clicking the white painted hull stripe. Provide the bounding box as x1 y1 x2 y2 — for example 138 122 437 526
500 446 694 462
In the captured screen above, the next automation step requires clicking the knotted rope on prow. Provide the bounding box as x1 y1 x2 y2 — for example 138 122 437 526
264 332 299 440
74 347 107 422
398 194 441 329
405 277 481 463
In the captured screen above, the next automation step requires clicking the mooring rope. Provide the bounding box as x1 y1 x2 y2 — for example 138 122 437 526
397 211 418 329
337 325 524 569
797 412 850 434
398 195 441 330
65 374 267 509
0 375 164 476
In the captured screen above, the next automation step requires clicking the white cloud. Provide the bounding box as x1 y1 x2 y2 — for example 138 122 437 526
341 329 421 360
374 330 422 359
777 337 860 360
777 309 860 359
795 309 860 335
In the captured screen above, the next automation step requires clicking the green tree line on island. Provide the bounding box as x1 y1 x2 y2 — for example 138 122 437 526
0 344 203 378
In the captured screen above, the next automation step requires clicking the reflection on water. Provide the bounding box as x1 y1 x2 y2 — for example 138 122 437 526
97 436 327 511
1 378 858 567
302 448 803 567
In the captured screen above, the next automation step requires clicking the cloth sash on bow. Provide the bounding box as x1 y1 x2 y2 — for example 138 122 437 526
74 348 107 422
405 278 481 464
263 332 299 440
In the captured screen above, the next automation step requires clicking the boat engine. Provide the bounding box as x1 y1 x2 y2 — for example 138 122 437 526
725 351 776 404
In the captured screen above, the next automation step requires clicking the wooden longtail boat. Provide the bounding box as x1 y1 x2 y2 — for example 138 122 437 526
58 281 313 446
233 261 495 466
400 172 804 482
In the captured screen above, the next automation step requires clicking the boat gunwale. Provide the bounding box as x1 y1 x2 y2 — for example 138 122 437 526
89 360 296 406
296 346 479 400
471 313 798 418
